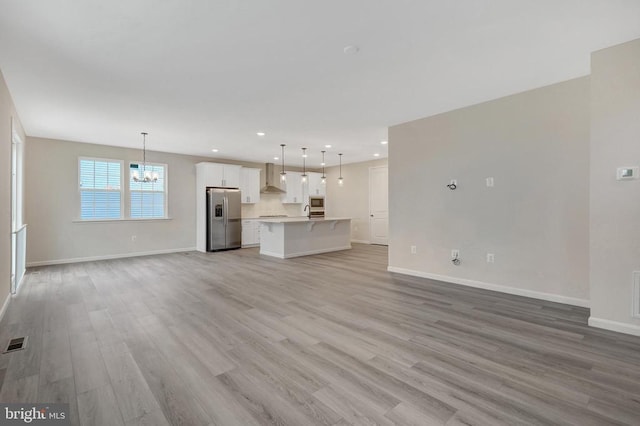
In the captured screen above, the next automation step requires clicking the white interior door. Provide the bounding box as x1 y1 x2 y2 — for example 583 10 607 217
369 166 388 245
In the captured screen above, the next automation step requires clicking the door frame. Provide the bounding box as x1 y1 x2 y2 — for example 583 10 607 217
11 119 25 294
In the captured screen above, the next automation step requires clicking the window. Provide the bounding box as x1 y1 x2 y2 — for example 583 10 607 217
79 158 123 219
129 163 167 218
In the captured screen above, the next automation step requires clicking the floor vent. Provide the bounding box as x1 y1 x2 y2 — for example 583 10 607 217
3 336 28 354
633 272 640 319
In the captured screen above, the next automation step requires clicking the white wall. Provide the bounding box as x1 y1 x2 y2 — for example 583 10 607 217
388 77 590 306
0 70 25 314
325 158 388 243
589 38 640 335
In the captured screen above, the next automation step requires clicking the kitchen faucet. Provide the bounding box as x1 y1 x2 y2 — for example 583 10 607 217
304 204 310 218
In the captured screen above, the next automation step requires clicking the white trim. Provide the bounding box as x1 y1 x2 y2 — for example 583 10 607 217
26 247 196 267
588 317 640 337
351 239 371 244
0 293 10 323
387 266 590 308
260 245 352 259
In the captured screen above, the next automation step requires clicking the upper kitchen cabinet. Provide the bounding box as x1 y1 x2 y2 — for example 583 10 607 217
240 167 261 204
196 162 241 188
307 172 326 197
281 171 303 204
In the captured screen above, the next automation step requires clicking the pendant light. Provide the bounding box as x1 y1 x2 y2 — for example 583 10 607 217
280 144 287 182
320 150 326 184
338 153 344 186
132 132 158 183
301 147 308 183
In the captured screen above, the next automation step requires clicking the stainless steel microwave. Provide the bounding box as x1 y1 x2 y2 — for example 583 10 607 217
309 196 325 209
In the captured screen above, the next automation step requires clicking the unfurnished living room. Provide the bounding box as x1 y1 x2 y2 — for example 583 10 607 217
1 1 640 425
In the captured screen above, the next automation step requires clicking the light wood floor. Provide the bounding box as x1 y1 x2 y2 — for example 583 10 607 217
1 245 640 425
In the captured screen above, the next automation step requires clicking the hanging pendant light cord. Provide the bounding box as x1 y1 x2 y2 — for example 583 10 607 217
142 132 147 171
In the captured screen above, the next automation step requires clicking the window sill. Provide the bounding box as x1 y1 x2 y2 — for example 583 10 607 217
73 217 173 223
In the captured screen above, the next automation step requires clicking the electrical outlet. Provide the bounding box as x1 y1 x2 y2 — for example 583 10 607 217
486 253 495 263
131 235 137 242
486 177 494 187
451 249 459 259
410 245 417 254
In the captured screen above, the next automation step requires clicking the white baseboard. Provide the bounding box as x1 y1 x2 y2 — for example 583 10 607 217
351 239 370 244
588 317 640 337
26 247 197 267
0 293 10 322
387 266 590 308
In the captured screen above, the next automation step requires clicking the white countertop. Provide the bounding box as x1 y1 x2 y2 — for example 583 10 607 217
257 217 351 224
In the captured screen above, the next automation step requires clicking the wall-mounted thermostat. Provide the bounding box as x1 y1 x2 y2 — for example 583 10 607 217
616 167 639 180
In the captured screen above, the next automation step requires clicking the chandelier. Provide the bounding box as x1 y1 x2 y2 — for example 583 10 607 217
132 132 158 183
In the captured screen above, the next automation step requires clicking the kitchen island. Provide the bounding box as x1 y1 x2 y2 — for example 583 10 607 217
258 217 351 258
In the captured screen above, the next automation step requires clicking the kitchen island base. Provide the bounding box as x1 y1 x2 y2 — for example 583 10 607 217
258 218 351 258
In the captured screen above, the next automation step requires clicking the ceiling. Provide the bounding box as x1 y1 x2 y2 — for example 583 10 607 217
1 1 640 167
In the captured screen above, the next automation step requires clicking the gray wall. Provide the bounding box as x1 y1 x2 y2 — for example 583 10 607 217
589 39 640 334
0 70 25 311
388 77 590 306
325 158 388 243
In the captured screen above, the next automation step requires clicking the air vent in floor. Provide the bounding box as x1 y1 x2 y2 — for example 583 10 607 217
3 337 28 354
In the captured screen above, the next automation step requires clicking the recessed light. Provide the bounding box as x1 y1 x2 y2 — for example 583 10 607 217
380 140 388 145
257 132 265 136
325 144 332 148
343 45 360 55
274 156 279 160
373 153 380 157
211 149 219 152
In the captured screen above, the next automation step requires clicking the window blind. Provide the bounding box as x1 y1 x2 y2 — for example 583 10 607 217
79 158 122 219
129 163 167 218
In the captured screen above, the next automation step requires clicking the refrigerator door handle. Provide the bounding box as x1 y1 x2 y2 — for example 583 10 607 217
224 196 228 227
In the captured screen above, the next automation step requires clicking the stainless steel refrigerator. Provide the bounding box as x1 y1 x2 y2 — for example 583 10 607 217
206 187 242 251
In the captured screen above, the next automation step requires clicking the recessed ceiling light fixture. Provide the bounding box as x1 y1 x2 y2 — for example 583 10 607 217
325 144 332 148
211 148 219 152
373 153 380 157
273 156 279 160
381 140 388 145
257 132 265 136
343 45 360 55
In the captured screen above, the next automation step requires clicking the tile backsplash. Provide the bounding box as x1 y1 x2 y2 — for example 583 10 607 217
241 193 304 218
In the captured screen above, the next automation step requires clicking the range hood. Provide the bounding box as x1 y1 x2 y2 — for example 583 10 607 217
260 163 286 194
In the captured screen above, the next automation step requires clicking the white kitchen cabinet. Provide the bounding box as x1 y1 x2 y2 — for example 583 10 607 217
196 162 241 188
281 171 303 204
240 167 261 204
307 172 326 197
241 219 261 247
